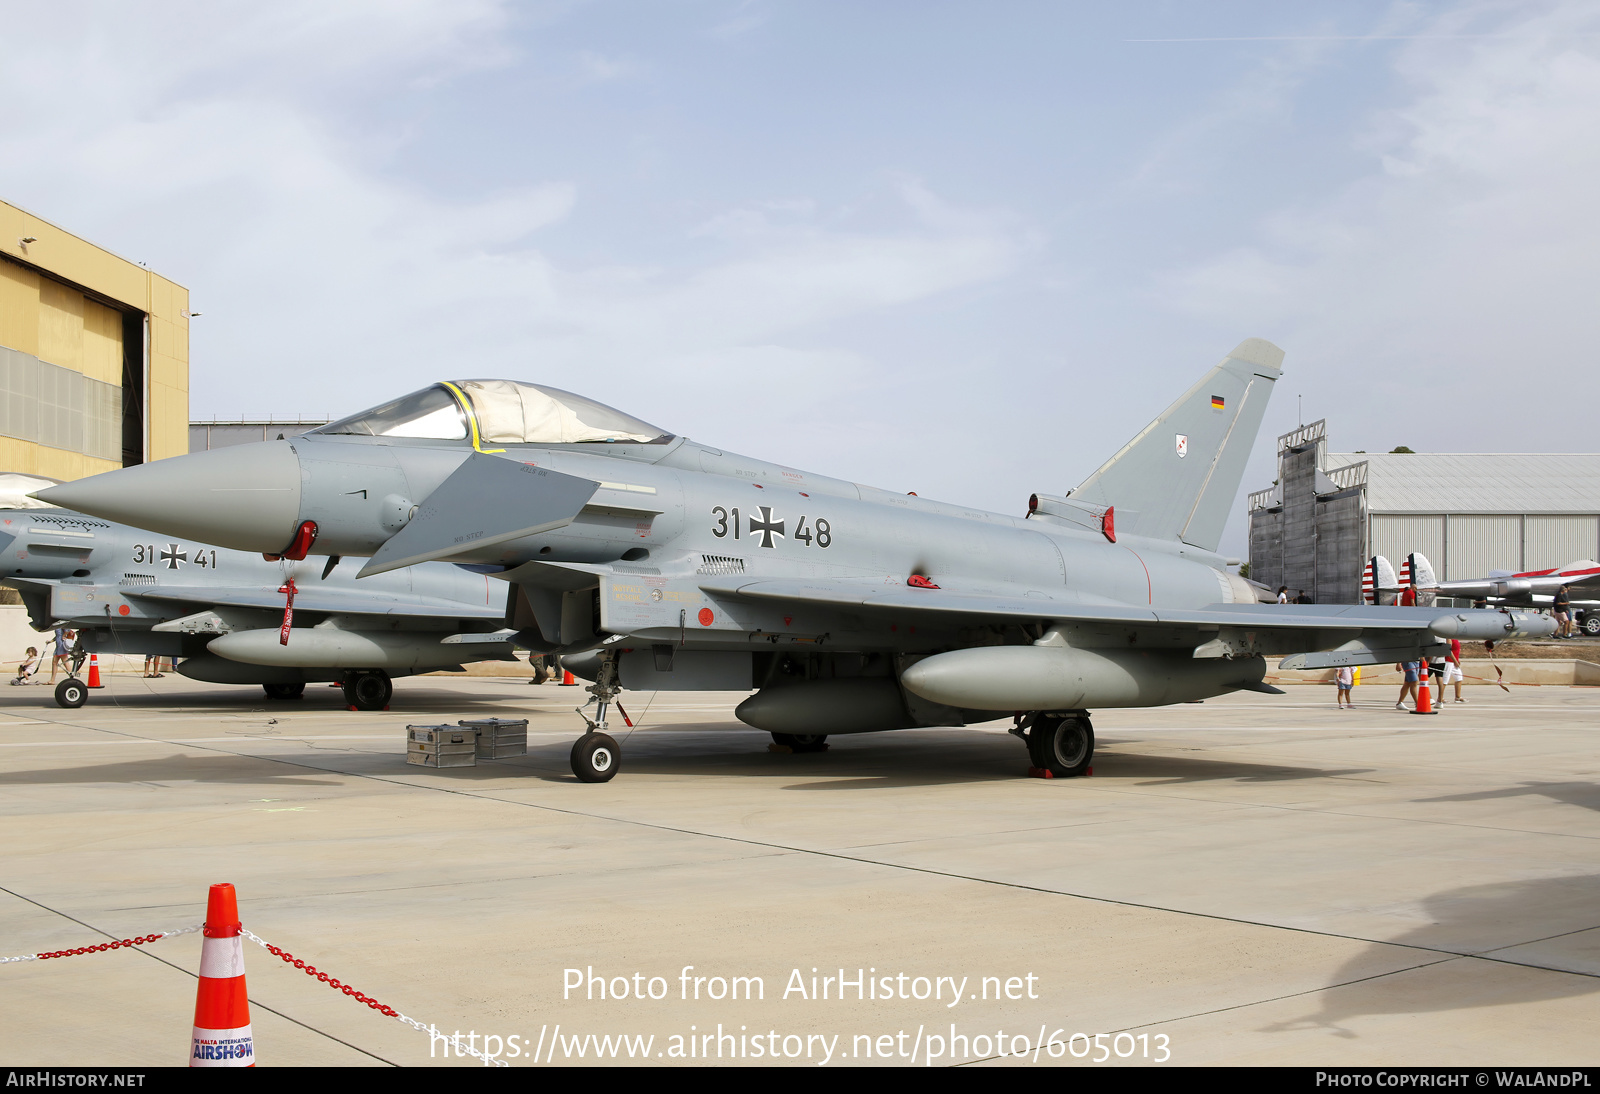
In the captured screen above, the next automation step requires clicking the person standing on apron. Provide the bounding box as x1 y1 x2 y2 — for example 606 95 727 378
48 627 72 683
1395 660 1421 711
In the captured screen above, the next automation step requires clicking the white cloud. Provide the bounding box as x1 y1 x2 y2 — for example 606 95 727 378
0 0 1030 436
577 50 634 82
1141 0 1600 558
706 0 771 42
1159 1 1600 435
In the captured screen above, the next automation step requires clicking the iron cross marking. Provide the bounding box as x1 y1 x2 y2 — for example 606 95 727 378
748 506 784 548
160 544 187 570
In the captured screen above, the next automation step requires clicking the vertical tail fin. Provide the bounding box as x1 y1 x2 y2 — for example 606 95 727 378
1364 555 1398 605
1408 552 1437 589
1070 338 1283 552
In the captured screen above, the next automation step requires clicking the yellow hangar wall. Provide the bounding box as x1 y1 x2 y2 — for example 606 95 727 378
0 197 189 481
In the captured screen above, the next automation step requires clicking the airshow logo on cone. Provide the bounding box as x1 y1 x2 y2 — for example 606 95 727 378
191 883 255 1067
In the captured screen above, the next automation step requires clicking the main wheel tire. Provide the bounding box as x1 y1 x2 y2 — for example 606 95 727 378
54 678 88 709
263 682 306 701
571 732 620 782
771 732 829 753
1584 614 1600 637
1025 713 1094 777
342 671 392 711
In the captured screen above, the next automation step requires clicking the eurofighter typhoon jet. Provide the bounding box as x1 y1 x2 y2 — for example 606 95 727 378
37 342 1553 782
1 475 514 710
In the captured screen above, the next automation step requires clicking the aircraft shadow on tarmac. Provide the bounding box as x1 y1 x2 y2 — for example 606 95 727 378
1113 752 1374 785
0 720 1383 792
489 729 1375 790
0 683 533 715
480 726 1026 788
1417 781 1600 814
0 753 341 787
1261 874 1600 1037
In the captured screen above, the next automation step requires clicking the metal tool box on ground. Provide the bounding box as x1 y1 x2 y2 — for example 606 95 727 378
406 724 477 768
459 718 528 759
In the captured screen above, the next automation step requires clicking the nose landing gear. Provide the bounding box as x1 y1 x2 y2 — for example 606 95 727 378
571 650 622 783
54 677 88 708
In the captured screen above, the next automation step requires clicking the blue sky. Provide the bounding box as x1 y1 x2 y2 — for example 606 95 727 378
4 0 1599 558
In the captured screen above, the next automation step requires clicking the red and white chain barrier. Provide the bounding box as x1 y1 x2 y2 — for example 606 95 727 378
236 929 506 1067
6 922 505 1066
2 924 201 963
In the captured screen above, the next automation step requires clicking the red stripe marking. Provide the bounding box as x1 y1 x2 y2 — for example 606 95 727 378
194 972 250 1029
1123 547 1152 604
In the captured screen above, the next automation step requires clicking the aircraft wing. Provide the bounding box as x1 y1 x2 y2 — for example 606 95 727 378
697 577 1551 663
1434 579 1497 599
1439 565 1600 599
123 585 504 620
703 577 1477 629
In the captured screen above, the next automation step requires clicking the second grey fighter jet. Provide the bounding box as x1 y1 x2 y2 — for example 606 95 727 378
1 483 516 709
38 341 1553 781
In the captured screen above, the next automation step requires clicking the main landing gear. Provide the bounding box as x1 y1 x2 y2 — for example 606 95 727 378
770 732 829 753
570 651 622 783
342 670 392 711
1013 711 1095 778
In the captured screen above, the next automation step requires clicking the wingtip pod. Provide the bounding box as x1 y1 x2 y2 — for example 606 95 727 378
1429 610 1556 642
1225 338 1285 375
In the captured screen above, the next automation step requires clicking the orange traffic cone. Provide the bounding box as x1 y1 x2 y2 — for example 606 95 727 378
560 670 577 686
1412 676 1437 715
86 653 104 689
190 883 255 1067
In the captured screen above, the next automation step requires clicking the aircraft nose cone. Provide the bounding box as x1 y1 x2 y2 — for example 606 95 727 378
34 441 303 553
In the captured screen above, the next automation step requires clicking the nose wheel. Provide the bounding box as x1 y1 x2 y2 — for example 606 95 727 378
570 650 623 782
571 732 620 782
54 677 88 709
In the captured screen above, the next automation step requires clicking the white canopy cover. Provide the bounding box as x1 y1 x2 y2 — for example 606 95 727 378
313 382 669 446
455 380 667 445
0 472 62 510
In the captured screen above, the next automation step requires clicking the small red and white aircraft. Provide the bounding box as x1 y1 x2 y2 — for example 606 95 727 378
1365 552 1599 634
1434 559 1600 635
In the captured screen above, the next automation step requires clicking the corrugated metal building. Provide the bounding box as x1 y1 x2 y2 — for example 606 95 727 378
1247 421 1600 603
190 420 326 451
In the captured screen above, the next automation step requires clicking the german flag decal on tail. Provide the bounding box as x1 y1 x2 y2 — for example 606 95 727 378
1210 394 1225 410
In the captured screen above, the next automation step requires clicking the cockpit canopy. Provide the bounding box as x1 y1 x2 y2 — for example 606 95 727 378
310 381 672 446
